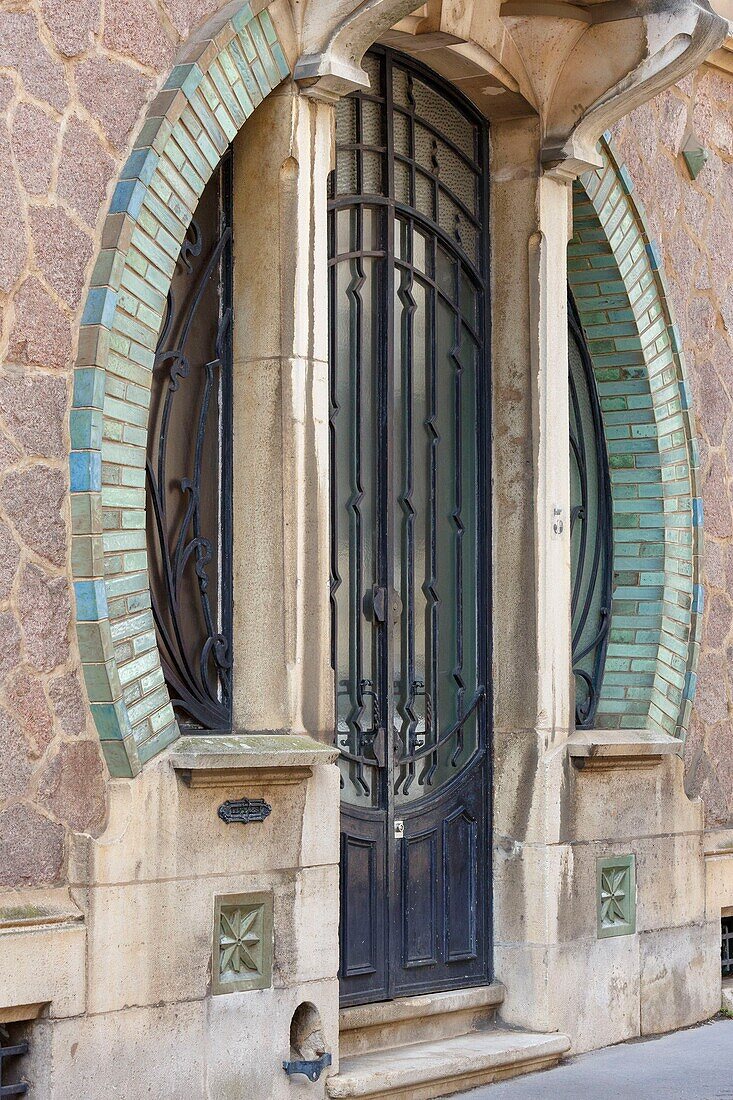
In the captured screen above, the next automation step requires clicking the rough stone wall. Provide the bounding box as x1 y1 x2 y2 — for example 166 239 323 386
0 0 231 889
0 0 731 892
613 66 733 828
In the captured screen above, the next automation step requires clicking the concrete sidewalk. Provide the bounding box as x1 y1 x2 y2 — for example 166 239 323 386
453 1018 733 1100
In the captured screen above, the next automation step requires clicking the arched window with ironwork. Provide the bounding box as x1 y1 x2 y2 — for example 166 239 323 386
569 292 613 729
145 151 234 733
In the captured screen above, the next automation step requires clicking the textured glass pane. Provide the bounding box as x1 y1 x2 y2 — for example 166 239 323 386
337 149 357 196
438 190 478 267
414 122 438 178
362 151 384 194
434 139 476 215
362 100 384 148
415 170 436 223
336 96 357 145
394 158 411 206
362 52 383 95
411 76 475 160
393 111 411 159
392 65 411 110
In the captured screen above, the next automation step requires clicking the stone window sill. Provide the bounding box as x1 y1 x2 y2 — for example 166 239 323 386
567 729 682 771
168 732 339 788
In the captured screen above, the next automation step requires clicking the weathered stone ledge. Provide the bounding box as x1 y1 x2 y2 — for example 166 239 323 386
704 828 733 857
168 732 339 788
567 729 683 771
0 887 84 930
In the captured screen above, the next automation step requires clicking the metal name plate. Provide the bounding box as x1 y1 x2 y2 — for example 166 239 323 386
217 797 272 825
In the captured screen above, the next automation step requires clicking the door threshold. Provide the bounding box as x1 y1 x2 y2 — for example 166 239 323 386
340 983 505 1032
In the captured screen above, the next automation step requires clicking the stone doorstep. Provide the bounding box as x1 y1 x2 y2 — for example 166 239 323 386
339 985 505 1058
326 1029 572 1100
341 984 505 1033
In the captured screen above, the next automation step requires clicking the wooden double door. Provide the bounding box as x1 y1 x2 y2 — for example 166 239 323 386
328 48 492 1007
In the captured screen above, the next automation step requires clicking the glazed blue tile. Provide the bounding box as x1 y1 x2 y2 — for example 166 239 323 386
70 450 102 492
81 287 118 329
120 147 159 187
109 179 147 220
74 579 109 622
692 583 704 615
73 367 106 410
645 240 663 271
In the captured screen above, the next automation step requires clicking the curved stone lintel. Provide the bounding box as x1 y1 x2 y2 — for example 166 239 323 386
295 0 727 180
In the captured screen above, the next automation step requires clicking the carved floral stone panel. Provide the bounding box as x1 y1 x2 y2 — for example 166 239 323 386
597 855 636 939
213 891 274 994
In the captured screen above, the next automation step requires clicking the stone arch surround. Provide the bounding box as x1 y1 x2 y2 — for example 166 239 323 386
70 2 704 776
569 137 702 739
70 1 291 778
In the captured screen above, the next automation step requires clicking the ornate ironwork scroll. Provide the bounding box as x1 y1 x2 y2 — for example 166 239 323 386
329 48 490 807
146 153 233 731
569 293 613 728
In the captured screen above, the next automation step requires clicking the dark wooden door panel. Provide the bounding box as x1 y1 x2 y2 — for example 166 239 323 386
340 810 389 1004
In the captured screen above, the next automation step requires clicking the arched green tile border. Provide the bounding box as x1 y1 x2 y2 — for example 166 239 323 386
570 135 701 740
70 1 290 777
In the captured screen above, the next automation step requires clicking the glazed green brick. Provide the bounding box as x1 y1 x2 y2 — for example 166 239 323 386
121 509 145 530
207 59 249 129
103 529 146 554
133 629 157 656
148 700 176 734
127 685 171 728
137 719 179 764
180 106 221 169
82 658 122 703
117 649 160 687
126 589 152 612
120 544 147 569
71 493 103 535
100 739 139 777
229 35 264 106
113 310 159 352
189 88 230 153
140 665 166 695
120 467 146 489
129 228 178 283
72 534 105 578
105 571 149 600
156 151 201 212
101 439 146 469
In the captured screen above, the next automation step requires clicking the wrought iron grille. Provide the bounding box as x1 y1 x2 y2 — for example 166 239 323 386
569 294 613 729
0 1027 28 1097
146 152 234 732
328 47 490 805
723 915 733 978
